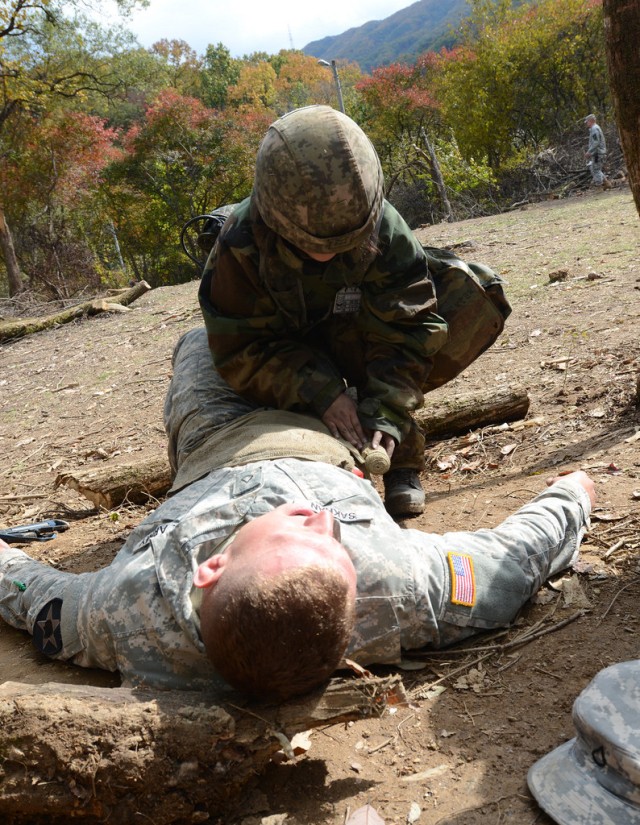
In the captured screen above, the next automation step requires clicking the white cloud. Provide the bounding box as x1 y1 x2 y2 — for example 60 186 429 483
107 0 415 58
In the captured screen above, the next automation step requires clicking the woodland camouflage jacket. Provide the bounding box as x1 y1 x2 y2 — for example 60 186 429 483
198 197 449 443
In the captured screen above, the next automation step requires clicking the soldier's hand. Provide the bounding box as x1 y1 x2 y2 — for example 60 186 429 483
371 430 396 458
0 538 10 552
323 393 367 449
546 470 596 508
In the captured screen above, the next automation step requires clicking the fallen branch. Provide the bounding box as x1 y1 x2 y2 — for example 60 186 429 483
0 674 405 824
0 281 152 343
408 610 583 701
603 537 629 560
597 578 640 626
409 651 495 700
416 383 530 439
56 455 172 509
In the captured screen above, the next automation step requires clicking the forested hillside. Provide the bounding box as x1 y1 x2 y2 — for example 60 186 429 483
303 0 467 72
0 0 617 303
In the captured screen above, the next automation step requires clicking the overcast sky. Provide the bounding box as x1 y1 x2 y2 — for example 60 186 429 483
107 0 416 58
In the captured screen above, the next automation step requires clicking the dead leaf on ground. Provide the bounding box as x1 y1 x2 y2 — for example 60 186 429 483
346 804 385 824
591 512 626 522
531 588 557 605
453 665 488 693
548 575 591 608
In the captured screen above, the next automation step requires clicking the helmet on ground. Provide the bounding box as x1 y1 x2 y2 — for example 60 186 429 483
252 105 384 254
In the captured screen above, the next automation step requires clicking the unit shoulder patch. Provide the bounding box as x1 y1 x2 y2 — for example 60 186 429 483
33 598 63 657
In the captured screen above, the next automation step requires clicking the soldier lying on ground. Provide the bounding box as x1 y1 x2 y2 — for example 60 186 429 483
198 104 511 517
0 328 595 702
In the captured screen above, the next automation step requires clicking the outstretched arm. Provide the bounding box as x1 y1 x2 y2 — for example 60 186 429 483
396 471 596 654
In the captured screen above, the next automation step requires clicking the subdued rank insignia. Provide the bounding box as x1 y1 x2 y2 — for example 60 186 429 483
333 286 362 315
33 598 63 657
447 552 476 607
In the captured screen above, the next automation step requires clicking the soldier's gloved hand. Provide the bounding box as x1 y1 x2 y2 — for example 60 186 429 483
322 392 367 450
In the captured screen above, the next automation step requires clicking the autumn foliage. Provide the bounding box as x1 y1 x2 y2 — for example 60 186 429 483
0 0 614 298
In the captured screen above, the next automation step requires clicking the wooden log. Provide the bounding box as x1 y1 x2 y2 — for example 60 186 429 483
0 675 405 824
0 281 151 343
416 383 530 440
56 456 172 509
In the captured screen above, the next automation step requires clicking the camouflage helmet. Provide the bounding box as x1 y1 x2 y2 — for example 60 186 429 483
252 105 384 255
528 659 640 824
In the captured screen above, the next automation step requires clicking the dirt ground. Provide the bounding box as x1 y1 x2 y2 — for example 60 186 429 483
0 186 639 825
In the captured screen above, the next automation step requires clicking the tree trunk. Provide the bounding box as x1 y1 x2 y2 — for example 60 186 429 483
420 127 454 223
603 0 640 217
56 385 530 508
0 674 405 825
0 206 24 296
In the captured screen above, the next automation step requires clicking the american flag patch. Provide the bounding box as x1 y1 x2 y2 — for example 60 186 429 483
447 552 476 607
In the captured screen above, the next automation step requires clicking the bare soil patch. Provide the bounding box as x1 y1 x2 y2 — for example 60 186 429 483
0 187 638 824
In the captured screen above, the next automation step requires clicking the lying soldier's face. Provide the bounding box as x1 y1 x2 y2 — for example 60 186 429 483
224 503 356 592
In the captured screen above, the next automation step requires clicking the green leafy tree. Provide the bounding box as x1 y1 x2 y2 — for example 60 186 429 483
150 39 203 98
85 43 171 129
201 42 241 110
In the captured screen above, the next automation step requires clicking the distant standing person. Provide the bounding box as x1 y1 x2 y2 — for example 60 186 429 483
584 114 611 189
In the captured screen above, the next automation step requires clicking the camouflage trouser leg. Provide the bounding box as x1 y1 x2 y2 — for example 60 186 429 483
164 328 263 476
388 419 426 472
590 153 605 185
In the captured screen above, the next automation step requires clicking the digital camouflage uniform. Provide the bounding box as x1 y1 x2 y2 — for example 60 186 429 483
0 328 591 693
586 118 607 186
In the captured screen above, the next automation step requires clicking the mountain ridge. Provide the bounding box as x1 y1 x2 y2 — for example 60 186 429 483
302 0 468 72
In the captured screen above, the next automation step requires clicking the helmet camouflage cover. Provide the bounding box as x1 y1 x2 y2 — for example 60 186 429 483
252 105 384 254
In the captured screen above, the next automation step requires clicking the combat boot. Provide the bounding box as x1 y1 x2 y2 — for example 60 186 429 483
384 469 425 517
